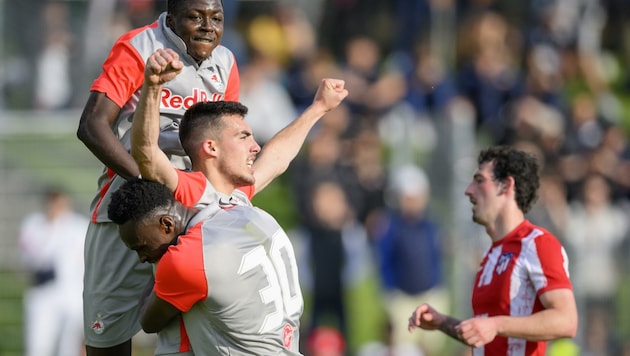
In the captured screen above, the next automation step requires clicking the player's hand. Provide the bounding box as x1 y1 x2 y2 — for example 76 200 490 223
145 48 183 86
456 316 498 348
312 78 349 112
408 303 442 332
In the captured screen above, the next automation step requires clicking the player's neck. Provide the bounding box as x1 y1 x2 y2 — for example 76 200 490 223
487 209 525 243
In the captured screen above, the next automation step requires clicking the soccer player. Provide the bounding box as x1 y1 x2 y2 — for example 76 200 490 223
131 47 348 200
120 48 346 352
107 49 346 353
108 178 303 355
408 146 578 355
77 1 239 355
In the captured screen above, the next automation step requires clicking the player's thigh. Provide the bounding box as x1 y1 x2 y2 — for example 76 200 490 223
85 340 132 356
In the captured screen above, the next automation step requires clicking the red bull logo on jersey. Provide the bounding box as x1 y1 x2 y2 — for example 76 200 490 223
283 324 293 348
161 88 224 109
90 315 105 335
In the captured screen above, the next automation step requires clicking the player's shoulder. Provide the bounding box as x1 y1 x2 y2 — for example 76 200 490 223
211 45 237 64
524 221 565 251
114 19 160 46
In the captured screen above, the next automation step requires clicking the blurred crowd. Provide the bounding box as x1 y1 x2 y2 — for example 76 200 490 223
4 0 630 355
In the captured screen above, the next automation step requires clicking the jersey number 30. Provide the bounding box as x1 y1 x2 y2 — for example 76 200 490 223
238 230 303 333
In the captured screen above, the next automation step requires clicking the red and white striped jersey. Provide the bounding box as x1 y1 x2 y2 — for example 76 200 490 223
471 220 572 356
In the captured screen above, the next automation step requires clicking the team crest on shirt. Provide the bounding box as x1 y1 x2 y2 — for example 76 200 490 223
283 324 293 348
91 314 105 335
495 252 514 275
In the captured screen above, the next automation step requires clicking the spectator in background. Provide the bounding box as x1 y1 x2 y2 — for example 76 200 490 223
557 93 608 199
564 173 628 354
303 180 353 344
239 48 297 145
291 129 361 227
34 2 73 109
340 35 406 123
19 186 88 356
373 164 448 356
293 177 372 347
346 127 387 232
456 10 523 143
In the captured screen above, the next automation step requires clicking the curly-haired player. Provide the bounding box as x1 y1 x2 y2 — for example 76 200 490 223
408 146 578 356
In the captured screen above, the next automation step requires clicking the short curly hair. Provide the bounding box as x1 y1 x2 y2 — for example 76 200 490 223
108 178 175 225
478 145 540 213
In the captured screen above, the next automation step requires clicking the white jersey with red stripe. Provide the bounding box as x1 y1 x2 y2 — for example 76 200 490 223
471 220 572 356
87 11 240 223
155 205 303 356
154 169 256 354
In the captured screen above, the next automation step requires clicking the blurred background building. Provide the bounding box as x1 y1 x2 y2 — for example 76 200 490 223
1 0 630 355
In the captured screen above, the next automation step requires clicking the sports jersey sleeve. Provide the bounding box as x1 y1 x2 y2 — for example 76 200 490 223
236 184 255 200
90 27 150 107
529 234 573 295
154 224 207 312
224 54 240 101
174 169 210 208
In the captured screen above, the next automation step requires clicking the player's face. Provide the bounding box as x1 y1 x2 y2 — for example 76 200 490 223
464 161 504 226
167 0 224 63
119 219 174 264
216 114 260 188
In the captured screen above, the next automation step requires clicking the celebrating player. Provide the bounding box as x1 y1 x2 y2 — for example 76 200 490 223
77 1 239 355
105 46 347 354
408 146 578 355
108 178 304 355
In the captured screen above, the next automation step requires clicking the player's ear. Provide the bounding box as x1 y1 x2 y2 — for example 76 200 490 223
160 215 175 234
201 139 219 157
502 176 515 194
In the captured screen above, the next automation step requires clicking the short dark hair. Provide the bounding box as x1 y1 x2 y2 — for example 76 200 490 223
167 0 224 15
179 101 248 158
478 145 540 213
108 178 175 225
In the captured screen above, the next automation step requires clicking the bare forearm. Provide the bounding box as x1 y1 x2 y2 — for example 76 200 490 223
494 310 577 341
131 84 163 176
253 102 328 192
130 83 178 191
81 128 139 179
439 316 466 344
77 93 139 179
140 293 176 333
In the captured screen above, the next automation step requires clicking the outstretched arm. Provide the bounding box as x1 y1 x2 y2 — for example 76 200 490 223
252 78 349 193
131 49 184 191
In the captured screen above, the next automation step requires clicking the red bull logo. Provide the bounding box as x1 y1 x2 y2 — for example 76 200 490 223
283 324 293 348
91 317 105 335
161 88 224 109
